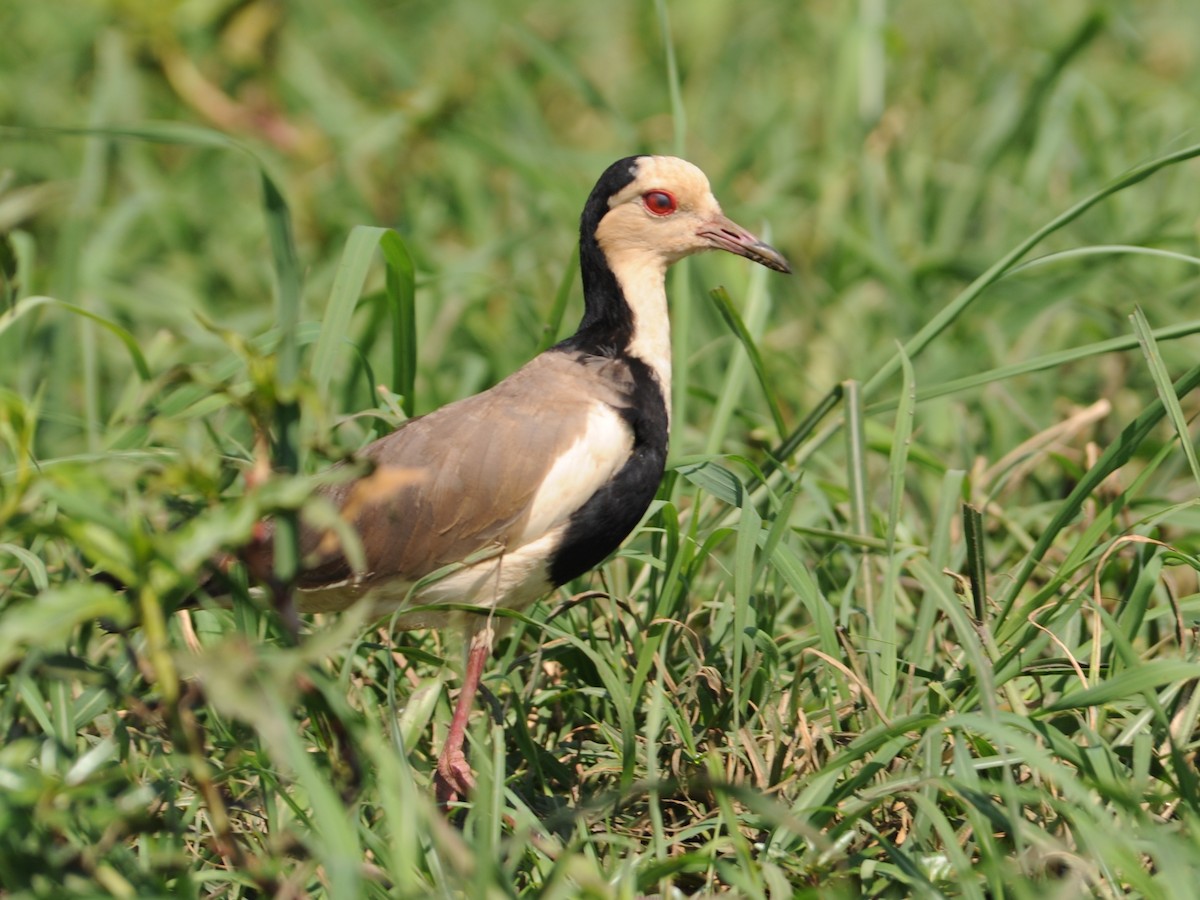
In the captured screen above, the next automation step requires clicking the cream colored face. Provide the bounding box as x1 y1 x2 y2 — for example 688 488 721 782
594 156 727 267
593 155 790 275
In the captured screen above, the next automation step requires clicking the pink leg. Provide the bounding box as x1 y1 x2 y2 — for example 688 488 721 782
433 625 493 806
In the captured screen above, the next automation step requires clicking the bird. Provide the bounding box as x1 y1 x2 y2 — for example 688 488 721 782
241 156 790 804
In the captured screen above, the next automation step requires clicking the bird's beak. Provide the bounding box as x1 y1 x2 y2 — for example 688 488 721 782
698 215 791 274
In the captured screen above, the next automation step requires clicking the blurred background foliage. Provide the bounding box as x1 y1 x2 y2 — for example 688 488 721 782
4 0 1200 896
4 0 1199 458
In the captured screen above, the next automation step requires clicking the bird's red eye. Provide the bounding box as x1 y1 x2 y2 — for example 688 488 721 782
642 190 678 216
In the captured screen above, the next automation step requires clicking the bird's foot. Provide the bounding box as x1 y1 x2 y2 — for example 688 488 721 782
433 749 475 807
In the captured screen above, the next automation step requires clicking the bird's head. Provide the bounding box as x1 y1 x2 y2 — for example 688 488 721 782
584 155 790 275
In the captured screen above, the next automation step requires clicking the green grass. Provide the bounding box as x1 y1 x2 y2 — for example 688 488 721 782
4 0 1200 896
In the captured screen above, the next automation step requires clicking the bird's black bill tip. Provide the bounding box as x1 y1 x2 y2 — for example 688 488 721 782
745 241 792 274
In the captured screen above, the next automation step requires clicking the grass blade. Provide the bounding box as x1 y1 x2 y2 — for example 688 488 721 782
708 285 787 442
962 504 987 623
379 231 417 415
0 295 150 380
996 361 1200 625
535 249 578 354
310 226 417 420
875 345 915 701
1043 661 1200 713
1131 305 1200 490
866 317 1200 412
843 379 873 620
864 141 1200 400
312 225 389 399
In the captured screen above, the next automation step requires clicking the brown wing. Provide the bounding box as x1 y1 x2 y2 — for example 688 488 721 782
294 350 636 591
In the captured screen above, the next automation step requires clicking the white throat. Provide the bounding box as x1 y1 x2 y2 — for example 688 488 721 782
610 256 672 424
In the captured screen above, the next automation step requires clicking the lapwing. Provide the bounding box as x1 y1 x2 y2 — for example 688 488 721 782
244 156 790 804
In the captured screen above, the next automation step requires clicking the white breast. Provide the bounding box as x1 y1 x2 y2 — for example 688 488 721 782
520 401 633 543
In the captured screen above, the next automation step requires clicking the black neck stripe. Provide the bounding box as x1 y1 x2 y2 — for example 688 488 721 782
568 156 644 355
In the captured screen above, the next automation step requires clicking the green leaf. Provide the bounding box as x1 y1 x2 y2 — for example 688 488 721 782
0 542 49 591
